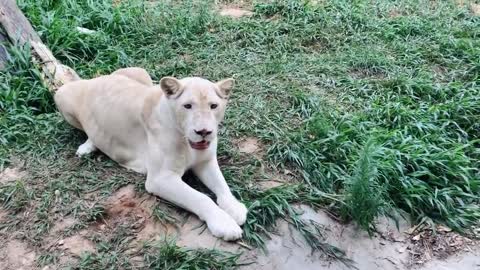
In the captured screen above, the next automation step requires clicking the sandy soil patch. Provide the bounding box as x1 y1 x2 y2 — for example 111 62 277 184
238 137 261 154
50 217 76 234
242 205 478 270
219 8 253 18
0 166 26 184
218 1 253 19
470 4 480 16
59 235 96 256
0 240 36 270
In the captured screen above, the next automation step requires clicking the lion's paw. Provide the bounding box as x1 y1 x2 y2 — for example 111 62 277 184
217 195 248 226
206 209 243 241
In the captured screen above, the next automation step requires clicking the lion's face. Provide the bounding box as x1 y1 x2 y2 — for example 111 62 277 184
160 77 234 150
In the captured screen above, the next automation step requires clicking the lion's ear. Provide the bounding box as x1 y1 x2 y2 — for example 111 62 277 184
216 78 234 98
160 77 182 97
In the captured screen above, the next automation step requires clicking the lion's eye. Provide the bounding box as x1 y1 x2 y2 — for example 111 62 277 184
184 104 192 109
210 104 218 109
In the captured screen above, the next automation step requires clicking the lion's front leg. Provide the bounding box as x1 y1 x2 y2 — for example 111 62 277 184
145 170 243 241
193 159 248 226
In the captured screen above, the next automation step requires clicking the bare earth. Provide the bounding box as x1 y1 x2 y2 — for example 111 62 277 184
1 160 479 270
166 203 479 270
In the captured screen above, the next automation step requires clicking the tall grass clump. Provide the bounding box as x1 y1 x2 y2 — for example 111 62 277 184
341 140 392 233
0 44 53 114
143 240 240 270
0 43 67 169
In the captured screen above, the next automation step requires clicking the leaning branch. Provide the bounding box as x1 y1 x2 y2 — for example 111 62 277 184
0 0 79 90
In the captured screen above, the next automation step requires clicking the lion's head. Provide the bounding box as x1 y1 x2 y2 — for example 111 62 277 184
160 76 234 150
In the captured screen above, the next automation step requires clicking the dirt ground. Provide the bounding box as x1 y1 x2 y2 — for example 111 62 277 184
150 203 479 270
1 156 479 270
247 207 479 270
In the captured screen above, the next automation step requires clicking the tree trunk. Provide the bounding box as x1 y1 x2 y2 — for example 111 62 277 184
0 0 80 90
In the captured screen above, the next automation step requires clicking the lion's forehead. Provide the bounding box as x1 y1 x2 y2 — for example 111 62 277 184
181 78 220 103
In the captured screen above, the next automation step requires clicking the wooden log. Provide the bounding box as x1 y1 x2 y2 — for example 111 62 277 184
0 0 80 90
0 29 8 69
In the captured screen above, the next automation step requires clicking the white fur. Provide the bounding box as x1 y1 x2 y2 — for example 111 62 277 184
55 68 247 241
76 139 97 157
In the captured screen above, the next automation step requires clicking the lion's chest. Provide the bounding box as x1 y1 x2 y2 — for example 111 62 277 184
157 141 215 174
185 147 215 169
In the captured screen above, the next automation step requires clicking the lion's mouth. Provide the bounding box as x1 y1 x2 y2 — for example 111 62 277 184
189 140 210 150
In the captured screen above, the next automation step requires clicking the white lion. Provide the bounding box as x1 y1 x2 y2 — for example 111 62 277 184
55 67 247 240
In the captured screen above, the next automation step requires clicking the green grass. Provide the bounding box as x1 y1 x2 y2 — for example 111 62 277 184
1 0 480 268
143 240 241 270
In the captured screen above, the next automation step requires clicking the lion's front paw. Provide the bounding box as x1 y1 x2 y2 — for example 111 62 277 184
206 209 243 241
217 195 248 226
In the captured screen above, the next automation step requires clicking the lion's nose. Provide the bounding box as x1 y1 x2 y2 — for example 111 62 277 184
195 129 212 137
